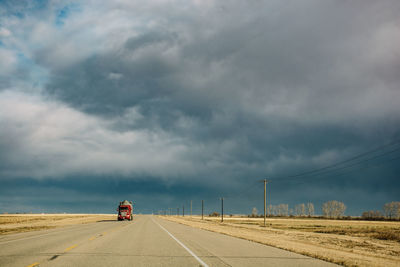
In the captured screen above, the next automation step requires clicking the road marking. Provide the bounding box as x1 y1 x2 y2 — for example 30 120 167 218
25 263 40 267
152 217 209 267
64 244 78 252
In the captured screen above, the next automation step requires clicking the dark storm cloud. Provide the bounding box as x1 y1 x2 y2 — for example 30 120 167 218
1 0 400 214
42 0 400 173
43 1 400 124
0 176 222 214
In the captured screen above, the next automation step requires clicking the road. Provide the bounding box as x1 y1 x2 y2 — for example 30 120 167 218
0 215 337 267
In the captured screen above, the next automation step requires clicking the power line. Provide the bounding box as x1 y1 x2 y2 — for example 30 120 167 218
277 146 400 182
225 180 260 199
275 153 400 185
271 139 400 182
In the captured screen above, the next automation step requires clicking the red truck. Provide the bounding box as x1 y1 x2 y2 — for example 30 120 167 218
117 200 133 221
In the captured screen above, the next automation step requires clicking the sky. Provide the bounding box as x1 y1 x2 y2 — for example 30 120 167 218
0 0 399 216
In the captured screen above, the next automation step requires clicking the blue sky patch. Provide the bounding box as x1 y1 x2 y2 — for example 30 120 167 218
55 3 81 27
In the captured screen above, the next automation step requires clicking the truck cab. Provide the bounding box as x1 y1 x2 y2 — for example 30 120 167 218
118 200 133 221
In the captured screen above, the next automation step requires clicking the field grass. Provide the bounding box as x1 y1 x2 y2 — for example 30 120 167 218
0 214 116 235
161 215 400 267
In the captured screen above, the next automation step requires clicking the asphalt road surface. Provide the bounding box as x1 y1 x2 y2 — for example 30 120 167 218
0 215 337 267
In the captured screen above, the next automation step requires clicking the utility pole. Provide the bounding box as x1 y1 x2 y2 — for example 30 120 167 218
190 200 192 217
183 205 184 217
221 197 224 223
201 200 204 220
263 179 269 227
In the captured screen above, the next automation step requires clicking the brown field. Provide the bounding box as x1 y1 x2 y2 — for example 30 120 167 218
161 215 400 267
0 214 116 235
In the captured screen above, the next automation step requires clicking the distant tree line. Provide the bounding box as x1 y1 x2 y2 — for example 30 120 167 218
248 200 399 220
264 203 315 217
362 202 400 220
252 201 345 218
209 211 220 217
322 200 346 218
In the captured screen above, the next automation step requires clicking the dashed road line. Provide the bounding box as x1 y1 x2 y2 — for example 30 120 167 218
20 222 133 266
64 244 78 252
25 262 40 267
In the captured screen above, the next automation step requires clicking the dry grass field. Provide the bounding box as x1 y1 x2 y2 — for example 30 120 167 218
161 215 400 267
0 214 116 235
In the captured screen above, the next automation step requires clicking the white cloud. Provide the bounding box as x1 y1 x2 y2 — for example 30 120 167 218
0 27 11 37
0 90 198 179
108 72 123 80
0 48 17 74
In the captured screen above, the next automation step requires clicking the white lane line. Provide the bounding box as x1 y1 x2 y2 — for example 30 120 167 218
152 217 209 267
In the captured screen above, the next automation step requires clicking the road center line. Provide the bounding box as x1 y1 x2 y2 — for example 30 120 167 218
152 217 209 267
64 244 78 252
25 262 39 267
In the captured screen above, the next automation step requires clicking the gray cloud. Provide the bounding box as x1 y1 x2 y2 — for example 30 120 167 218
41 0 400 123
1 0 399 214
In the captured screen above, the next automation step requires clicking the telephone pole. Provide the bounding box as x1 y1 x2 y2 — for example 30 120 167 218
263 179 269 227
201 200 204 220
221 197 224 223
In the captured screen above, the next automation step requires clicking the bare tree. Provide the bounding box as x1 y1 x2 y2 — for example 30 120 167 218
395 202 400 219
307 203 314 216
267 204 273 216
289 208 294 216
383 202 400 219
269 204 289 216
251 207 258 217
278 204 288 216
294 205 300 216
322 200 346 218
294 204 305 216
283 204 289 216
273 205 278 216
362 210 383 220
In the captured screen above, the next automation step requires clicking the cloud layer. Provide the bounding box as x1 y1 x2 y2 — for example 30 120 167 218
1 0 399 214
